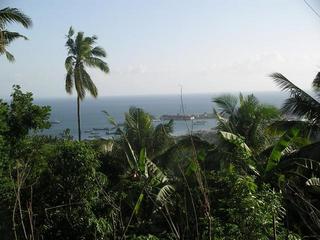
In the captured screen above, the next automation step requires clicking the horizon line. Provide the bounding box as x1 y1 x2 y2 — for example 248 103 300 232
29 90 293 100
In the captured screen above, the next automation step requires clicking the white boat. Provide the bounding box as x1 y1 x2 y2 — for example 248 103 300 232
50 120 61 124
193 120 206 125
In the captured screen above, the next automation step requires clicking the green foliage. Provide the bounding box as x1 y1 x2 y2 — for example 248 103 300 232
219 131 260 176
271 73 320 120
220 131 253 159
122 107 174 158
0 85 51 174
65 26 109 99
0 87 314 239
213 93 280 152
0 7 32 61
208 171 287 240
270 72 320 139
127 234 160 240
104 107 175 175
34 140 110 239
0 86 51 240
265 127 300 173
125 147 174 215
6 85 51 144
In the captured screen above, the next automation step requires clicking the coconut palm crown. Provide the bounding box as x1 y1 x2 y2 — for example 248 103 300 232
0 7 32 61
65 27 109 140
213 93 280 151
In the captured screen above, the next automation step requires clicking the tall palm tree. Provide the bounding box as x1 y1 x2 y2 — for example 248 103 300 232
65 27 109 140
0 7 32 61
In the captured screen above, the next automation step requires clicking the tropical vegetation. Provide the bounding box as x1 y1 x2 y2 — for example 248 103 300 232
2 4 320 240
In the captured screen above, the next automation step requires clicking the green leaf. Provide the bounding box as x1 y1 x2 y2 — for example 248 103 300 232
102 110 117 127
156 185 174 205
220 131 252 157
133 193 144 215
306 177 320 187
139 148 147 177
186 159 199 176
220 131 260 175
265 127 300 173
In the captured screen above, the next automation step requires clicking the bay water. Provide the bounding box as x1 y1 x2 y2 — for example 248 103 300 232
34 91 288 139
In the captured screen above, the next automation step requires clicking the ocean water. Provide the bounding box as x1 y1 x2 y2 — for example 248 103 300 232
34 91 289 139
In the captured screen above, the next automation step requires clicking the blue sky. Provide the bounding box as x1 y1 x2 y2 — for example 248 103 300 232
1 0 320 98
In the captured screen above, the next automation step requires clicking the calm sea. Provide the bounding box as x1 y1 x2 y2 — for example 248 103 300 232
34 91 289 139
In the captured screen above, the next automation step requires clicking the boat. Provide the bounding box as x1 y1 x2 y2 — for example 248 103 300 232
192 120 206 125
106 129 121 135
159 112 214 121
152 119 162 123
93 127 109 131
50 120 61 124
160 114 195 121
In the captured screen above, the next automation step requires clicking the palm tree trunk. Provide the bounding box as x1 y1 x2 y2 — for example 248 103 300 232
77 95 81 141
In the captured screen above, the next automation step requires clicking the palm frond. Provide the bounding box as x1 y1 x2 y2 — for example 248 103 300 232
156 184 174 205
75 31 84 54
313 72 320 92
282 96 320 121
269 120 320 139
124 107 153 139
240 94 259 107
213 94 238 116
65 37 76 55
271 72 320 120
91 46 106 57
258 104 280 119
1 31 28 44
146 157 168 183
214 110 235 133
4 49 14 62
84 36 97 46
65 56 74 71
102 110 118 128
306 177 320 187
65 71 73 94
84 57 109 73
154 120 173 136
271 73 304 96
67 26 74 38
74 67 85 100
0 7 32 28
81 67 98 97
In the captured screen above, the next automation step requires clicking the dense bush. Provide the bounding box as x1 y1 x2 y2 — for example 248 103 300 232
33 140 110 239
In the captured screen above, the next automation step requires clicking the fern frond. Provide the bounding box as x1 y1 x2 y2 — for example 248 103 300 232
156 185 174 205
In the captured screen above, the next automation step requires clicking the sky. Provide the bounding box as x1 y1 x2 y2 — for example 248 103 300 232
1 0 320 98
